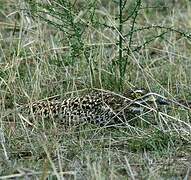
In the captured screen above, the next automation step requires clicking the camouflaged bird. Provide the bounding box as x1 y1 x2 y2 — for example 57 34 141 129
19 89 170 126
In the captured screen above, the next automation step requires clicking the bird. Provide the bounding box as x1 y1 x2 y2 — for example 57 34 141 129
19 88 170 126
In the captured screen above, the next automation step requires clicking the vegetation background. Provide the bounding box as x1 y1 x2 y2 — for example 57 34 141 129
0 0 191 179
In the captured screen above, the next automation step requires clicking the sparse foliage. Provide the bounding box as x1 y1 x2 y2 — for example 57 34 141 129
0 0 191 179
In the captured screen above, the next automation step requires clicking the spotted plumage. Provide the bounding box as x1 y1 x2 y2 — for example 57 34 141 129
20 89 170 126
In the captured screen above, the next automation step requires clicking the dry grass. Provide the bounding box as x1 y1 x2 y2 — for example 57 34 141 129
0 0 191 179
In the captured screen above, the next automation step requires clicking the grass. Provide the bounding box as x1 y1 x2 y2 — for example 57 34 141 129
0 0 191 179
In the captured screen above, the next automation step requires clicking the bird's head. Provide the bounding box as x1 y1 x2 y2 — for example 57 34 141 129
124 89 169 113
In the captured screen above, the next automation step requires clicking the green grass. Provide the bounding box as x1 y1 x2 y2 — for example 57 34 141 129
0 0 191 179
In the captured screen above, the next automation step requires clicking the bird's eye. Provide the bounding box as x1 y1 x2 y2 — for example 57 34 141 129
132 90 145 99
123 89 146 100
133 92 142 98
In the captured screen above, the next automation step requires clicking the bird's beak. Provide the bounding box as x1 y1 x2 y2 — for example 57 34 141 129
156 97 170 105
